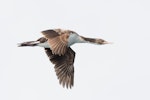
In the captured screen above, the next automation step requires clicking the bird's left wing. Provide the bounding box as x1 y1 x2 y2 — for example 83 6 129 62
42 29 69 56
44 47 75 88
41 30 60 38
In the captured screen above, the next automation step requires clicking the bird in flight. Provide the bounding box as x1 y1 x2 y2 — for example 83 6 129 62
18 29 110 88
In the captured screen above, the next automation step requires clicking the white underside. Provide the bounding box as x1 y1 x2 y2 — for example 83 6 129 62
67 34 86 46
37 42 50 48
37 34 87 48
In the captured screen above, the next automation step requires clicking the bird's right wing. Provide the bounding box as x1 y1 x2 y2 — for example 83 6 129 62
44 47 75 88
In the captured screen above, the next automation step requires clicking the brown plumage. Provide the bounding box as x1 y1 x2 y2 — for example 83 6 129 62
18 28 110 89
45 47 75 88
42 29 70 56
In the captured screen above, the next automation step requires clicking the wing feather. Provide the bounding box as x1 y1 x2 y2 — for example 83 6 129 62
41 30 59 38
44 47 75 88
42 29 69 56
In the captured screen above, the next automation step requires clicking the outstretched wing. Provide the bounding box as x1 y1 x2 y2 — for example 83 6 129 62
41 29 68 56
41 30 60 38
44 47 75 88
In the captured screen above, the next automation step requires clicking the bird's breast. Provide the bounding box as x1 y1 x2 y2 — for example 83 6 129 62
67 34 85 46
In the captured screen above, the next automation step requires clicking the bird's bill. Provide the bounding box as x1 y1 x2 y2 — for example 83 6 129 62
102 41 113 44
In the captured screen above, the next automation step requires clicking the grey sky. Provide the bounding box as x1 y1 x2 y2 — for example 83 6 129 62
0 0 150 100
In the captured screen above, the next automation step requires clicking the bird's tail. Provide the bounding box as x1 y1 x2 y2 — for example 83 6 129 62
17 41 39 47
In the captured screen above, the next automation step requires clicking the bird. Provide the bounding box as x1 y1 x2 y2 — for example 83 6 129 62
18 28 111 88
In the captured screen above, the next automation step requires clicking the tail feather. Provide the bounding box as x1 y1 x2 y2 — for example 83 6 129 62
18 41 39 47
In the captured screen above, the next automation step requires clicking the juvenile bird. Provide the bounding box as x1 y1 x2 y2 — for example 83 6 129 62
18 29 110 88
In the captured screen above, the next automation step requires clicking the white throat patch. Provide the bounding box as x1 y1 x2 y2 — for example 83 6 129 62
67 34 85 46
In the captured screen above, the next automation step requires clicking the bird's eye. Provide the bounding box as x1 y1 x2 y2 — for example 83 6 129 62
70 31 74 34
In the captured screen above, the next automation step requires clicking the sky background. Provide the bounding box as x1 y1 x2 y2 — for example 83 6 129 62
0 0 150 100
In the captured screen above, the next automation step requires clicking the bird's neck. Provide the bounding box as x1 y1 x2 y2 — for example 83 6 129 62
67 34 107 46
67 34 86 46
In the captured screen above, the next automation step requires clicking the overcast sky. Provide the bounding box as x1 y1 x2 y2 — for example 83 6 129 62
0 0 150 100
